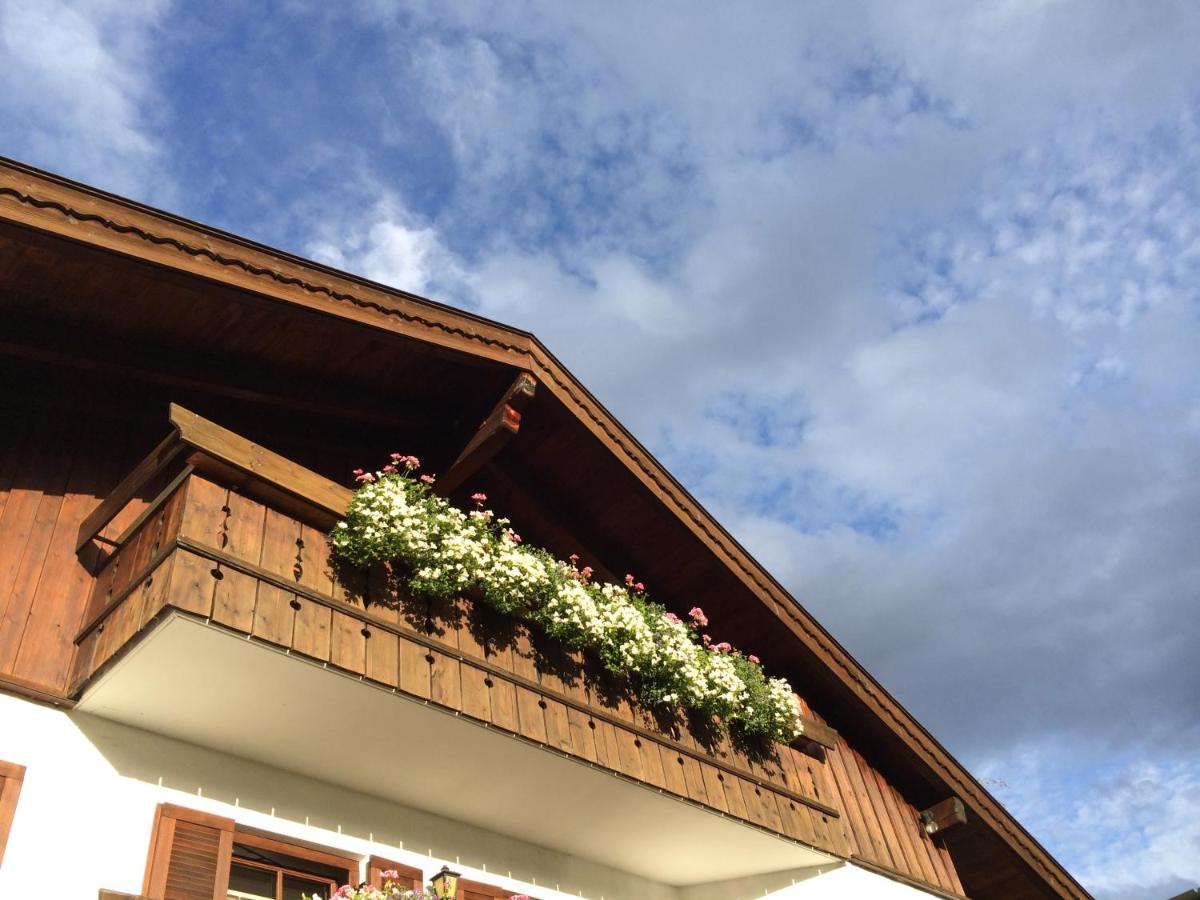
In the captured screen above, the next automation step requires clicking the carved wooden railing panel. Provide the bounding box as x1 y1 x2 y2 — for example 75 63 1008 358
70 407 965 898
72 470 844 852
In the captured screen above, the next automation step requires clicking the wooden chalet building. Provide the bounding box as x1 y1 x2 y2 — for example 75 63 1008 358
0 159 1089 900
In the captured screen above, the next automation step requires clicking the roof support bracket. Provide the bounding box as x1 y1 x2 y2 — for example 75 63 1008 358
920 797 967 835
436 372 537 495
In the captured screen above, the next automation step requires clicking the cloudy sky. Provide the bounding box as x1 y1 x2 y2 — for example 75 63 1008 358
3 2 1198 896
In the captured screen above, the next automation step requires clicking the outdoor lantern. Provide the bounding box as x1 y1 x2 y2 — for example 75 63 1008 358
430 865 461 900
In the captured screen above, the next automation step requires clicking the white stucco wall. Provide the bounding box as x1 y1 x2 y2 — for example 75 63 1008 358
0 691 944 899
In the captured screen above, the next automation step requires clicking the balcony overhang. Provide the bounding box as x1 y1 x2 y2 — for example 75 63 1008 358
77 613 832 886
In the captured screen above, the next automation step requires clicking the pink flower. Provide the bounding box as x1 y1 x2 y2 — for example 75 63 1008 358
689 607 708 627
713 642 732 653
355 471 375 483
381 869 400 880
625 574 635 585
580 566 593 579
508 532 522 543
701 633 712 645
568 553 580 563
402 455 420 469
748 654 760 665
420 474 436 484
635 582 645 592
382 463 397 473
664 612 681 624
390 452 402 461
471 492 488 503
352 467 364 477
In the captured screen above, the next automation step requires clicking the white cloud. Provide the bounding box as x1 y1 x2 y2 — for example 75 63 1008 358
0 0 170 200
978 743 1200 900
168 5 1200 893
308 195 461 299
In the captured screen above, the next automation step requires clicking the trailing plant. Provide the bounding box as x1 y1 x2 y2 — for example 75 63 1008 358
330 456 802 744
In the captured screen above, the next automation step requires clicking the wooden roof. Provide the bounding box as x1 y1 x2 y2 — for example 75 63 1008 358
0 156 1089 899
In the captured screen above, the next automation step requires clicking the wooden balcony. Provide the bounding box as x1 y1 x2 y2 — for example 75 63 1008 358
68 406 961 894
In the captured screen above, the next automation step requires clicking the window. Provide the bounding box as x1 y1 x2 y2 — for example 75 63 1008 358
143 804 357 900
226 834 354 900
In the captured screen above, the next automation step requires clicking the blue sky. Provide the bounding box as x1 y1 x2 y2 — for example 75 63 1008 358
3 2 1199 896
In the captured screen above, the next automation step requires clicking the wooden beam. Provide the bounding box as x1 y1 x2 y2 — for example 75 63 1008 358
792 715 839 751
920 797 967 836
169 404 353 519
436 372 537 495
74 428 185 552
77 404 357 556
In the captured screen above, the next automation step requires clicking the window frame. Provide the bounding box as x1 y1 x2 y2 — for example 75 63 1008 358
142 803 361 900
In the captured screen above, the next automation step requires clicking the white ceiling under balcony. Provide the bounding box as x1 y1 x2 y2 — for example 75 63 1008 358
77 613 832 887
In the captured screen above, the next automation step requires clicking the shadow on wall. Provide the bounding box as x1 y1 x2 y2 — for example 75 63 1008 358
68 708 677 900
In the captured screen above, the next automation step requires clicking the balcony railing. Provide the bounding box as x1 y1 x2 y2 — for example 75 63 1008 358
72 406 849 865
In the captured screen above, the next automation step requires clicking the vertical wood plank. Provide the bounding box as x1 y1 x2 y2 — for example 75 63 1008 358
721 774 750 820
680 755 709 805
876 770 937 886
515 686 549 744
177 476 227 547
330 610 366 674
223 491 266 567
13 438 117 688
398 636 431 700
429 649 463 709
136 555 176 631
566 707 597 763
297 524 334 596
699 765 729 813
614 727 644 780
658 746 688 797
826 741 878 864
487 674 518 732
592 719 621 771
165 549 216 618
251 583 295 647
259 508 302 581
542 697 574 753
845 746 898 869
365 628 400 688
638 736 667 789
454 595 487 661
460 662 492 722
211 568 258 634
291 597 332 661
812 746 860 858
0 442 73 674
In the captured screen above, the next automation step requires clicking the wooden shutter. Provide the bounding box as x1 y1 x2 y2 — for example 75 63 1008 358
0 761 26 868
367 855 423 891
458 877 535 900
142 803 234 900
